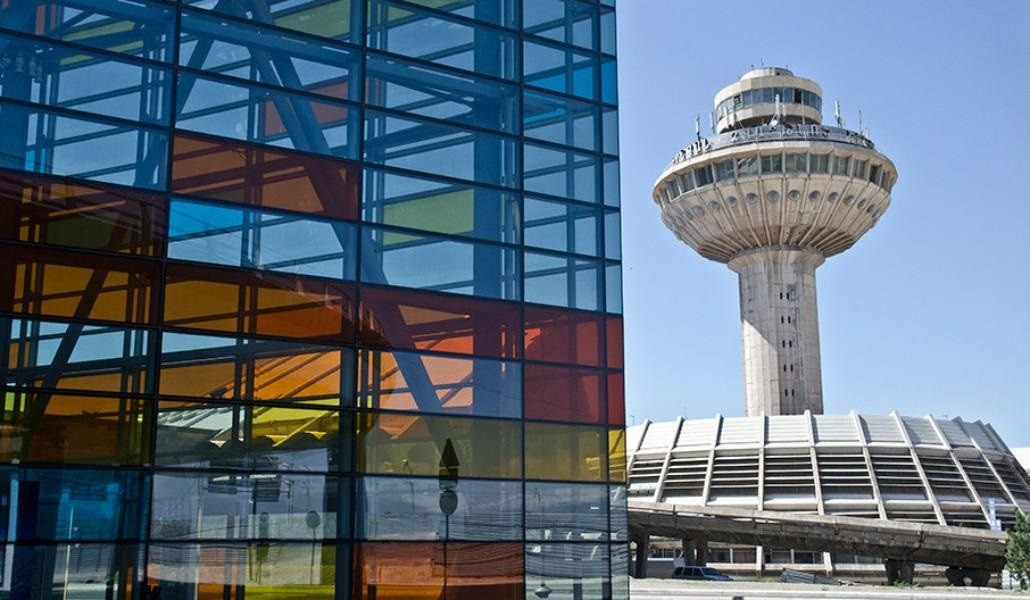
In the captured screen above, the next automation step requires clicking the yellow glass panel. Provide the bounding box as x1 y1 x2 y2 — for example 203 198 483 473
525 422 605 482
608 427 627 483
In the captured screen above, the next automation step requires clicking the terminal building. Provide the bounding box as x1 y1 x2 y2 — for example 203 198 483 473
0 1 626 598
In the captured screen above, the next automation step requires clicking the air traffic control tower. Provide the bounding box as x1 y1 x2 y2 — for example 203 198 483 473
652 68 897 416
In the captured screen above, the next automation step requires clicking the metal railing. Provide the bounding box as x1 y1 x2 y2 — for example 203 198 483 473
666 124 876 170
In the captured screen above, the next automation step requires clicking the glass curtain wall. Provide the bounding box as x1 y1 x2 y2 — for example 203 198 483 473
0 0 624 598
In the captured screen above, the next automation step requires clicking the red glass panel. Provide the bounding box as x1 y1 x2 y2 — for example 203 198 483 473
0 169 165 256
170 133 358 220
0 242 158 324
354 542 523 600
607 371 625 425
606 315 623 369
359 286 520 359
523 306 602 367
163 263 356 342
524 363 603 424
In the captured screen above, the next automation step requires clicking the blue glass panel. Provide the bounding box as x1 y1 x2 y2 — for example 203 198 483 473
168 198 357 280
523 143 598 203
367 0 518 80
179 9 359 101
526 482 608 540
363 110 519 188
0 33 170 125
524 251 602 311
611 543 630 600
604 210 621 260
524 39 596 99
357 476 522 540
365 53 519 134
601 56 618 104
402 0 519 28
606 263 622 314
0 468 148 542
525 542 610 597
0 102 167 189
523 91 597 151
0 0 174 62
524 197 600 256
601 9 616 55
604 158 620 207
609 485 628 541
183 0 358 43
175 75 357 159
602 108 619 156
362 168 520 244
524 0 596 50
0 544 143 598
361 226 520 301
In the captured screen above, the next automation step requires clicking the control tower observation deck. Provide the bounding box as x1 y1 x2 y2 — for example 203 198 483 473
652 68 897 417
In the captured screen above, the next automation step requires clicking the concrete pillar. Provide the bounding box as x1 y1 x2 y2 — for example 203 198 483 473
633 535 649 579
695 539 708 567
680 539 696 566
756 544 765 576
884 559 914 585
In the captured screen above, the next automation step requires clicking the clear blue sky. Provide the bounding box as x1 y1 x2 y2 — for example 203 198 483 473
616 1 1030 446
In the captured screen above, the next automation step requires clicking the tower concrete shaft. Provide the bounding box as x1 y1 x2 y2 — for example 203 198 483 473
729 248 824 416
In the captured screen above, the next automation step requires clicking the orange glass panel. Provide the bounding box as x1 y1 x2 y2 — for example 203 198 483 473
524 306 602 367
0 243 157 324
170 133 359 220
356 411 521 479
354 542 523 600
359 286 520 359
607 371 625 425
0 169 165 256
163 263 356 342
523 363 603 424
524 422 605 482
606 315 623 368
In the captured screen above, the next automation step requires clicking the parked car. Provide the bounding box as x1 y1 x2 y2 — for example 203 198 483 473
671 566 732 581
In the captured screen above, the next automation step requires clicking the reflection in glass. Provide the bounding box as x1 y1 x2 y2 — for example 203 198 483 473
524 198 600 256
524 251 602 311
525 423 605 482
524 363 603 424
525 542 609 599
524 144 599 203
524 91 598 151
524 306 603 367
609 486 628 541
524 40 596 99
524 0 596 49
357 476 522 540
0 543 142 599
525 482 608 541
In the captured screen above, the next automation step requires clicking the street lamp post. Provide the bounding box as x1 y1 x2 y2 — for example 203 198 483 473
438 439 460 599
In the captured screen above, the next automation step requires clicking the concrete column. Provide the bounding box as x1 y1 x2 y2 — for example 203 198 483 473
681 538 696 566
633 536 650 579
695 539 708 567
728 248 825 416
756 544 765 576
884 559 914 585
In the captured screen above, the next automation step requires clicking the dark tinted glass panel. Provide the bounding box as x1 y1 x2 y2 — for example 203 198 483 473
367 0 518 80
357 476 522 540
524 252 602 310
184 0 356 43
365 53 519 134
0 170 165 256
358 349 521 418
0 0 173 61
604 158 620 206
524 40 596 99
0 468 147 542
159 332 348 405
354 542 523 600
175 75 357 159
524 306 602 367
606 316 623 369
604 210 621 260
607 372 625 425
163 263 356 342
363 110 520 188
147 542 346 599
150 472 347 540
0 244 158 325
611 542 630 600
601 57 617 104
526 543 609 598
0 392 150 465
609 485 628 541
524 0 596 50
156 402 349 473
0 543 142 599
524 422 605 482
168 198 357 280
362 168 520 244
359 287 521 359
523 91 597 151
180 10 359 101
0 33 170 124
524 197 600 256
356 411 521 479
171 134 359 220
524 363 603 424
601 9 616 55
602 108 618 156
0 102 168 189
524 143 598 203
525 482 608 540
609 427 626 482
361 227 520 301
402 0 519 28
2 318 151 394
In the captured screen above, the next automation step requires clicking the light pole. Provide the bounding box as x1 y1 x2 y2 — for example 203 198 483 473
438 439 460 599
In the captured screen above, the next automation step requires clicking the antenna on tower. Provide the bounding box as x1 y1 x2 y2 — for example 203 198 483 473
709 111 716 134
834 100 842 127
770 93 781 127
858 109 863 133
695 113 701 141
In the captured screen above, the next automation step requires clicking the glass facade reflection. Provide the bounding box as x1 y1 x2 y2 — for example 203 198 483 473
0 0 624 598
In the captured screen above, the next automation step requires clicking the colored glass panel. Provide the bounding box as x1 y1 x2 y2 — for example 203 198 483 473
525 542 609 598
523 91 598 152
524 0 597 50
0 392 151 466
607 372 625 426
0 543 142 599
525 482 608 540
524 306 602 367
525 252 603 311
401 0 519 28
158 332 348 405
524 40 596 99
162 263 357 342
0 243 158 325
0 170 165 256
359 287 521 359
524 143 599 203
524 422 605 482
606 315 624 369
356 411 522 479
183 0 357 43
170 134 359 220
608 427 627 483
357 476 522 540
354 542 523 600
359 349 521 418
524 197 600 257
524 363 603 424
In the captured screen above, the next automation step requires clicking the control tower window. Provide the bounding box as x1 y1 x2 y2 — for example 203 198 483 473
868 164 882 185
785 153 807 173
853 159 868 180
736 155 758 177
810 154 829 174
831 155 850 176
716 159 735 181
694 165 714 187
680 172 694 192
761 154 783 174
762 88 774 103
